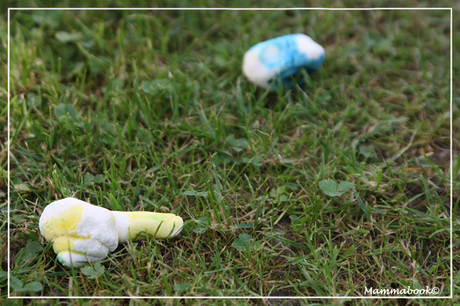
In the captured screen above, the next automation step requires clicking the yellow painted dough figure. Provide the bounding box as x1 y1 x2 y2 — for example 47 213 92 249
39 197 183 267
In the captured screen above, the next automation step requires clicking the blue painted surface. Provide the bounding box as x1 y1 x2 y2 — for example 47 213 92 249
249 34 324 89
255 34 308 71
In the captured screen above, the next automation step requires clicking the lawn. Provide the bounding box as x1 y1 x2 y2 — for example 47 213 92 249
1 1 459 305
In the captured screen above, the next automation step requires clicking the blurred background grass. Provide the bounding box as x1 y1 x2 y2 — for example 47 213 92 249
1 0 458 304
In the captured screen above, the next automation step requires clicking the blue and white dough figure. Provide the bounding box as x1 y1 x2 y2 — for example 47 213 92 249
242 34 325 90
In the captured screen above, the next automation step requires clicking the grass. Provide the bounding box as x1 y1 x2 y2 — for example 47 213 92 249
1 1 459 305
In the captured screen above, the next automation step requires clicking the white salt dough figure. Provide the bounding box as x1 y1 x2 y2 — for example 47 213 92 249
39 197 183 267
